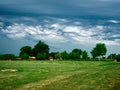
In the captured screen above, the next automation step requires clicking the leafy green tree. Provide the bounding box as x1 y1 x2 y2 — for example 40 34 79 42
69 52 74 59
96 43 107 57
116 54 120 61
107 54 120 61
55 52 62 60
82 50 88 60
91 43 107 58
36 53 42 60
72 48 82 55
107 53 116 59
33 41 49 57
91 47 97 58
20 46 32 57
36 53 47 60
21 53 29 60
69 52 80 59
72 48 82 59
61 51 69 60
42 53 47 60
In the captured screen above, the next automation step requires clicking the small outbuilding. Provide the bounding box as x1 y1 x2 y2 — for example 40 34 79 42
29 57 36 60
48 56 54 61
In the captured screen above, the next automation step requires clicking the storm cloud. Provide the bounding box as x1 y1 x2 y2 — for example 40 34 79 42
0 0 120 55
0 0 120 16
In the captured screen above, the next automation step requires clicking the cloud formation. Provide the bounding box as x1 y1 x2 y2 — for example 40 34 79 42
0 0 120 55
1 17 120 47
0 0 120 17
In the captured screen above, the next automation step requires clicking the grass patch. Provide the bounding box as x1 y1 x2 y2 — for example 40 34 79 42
0 60 120 90
99 62 119 66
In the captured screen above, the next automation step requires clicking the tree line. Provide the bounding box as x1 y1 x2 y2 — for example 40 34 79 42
0 40 120 61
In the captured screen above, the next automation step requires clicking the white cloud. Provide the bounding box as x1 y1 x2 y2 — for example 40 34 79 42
62 25 119 45
1 17 120 46
57 18 68 22
95 25 104 30
63 26 81 33
7 33 26 38
108 20 119 23
1 24 26 39
74 22 81 25
111 34 120 38
22 17 37 22
71 35 119 46
25 26 38 35
1 23 66 43
51 24 62 29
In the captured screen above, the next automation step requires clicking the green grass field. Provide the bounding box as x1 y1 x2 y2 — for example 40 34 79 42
0 60 120 90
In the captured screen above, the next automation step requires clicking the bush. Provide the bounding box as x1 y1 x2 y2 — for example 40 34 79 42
116 54 120 62
0 54 16 60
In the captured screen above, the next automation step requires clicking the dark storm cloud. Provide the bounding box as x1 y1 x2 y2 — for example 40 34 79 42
1 16 120 45
0 0 120 55
0 16 120 55
0 0 120 16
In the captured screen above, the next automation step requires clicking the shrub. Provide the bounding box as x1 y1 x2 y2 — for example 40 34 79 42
116 54 120 62
0 54 15 60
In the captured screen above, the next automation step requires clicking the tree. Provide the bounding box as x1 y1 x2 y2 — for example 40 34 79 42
61 51 69 60
72 48 82 55
21 53 29 60
36 53 47 60
107 53 116 59
72 48 82 59
0 54 15 60
91 47 97 58
107 54 120 61
20 46 32 57
36 53 42 60
116 54 120 62
91 43 107 58
41 53 47 60
55 52 62 60
82 50 88 60
69 52 80 59
33 41 49 57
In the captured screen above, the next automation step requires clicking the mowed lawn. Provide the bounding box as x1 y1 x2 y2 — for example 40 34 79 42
0 60 120 90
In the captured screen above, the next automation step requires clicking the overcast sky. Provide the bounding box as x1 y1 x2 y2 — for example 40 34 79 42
0 0 120 16
0 0 120 56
